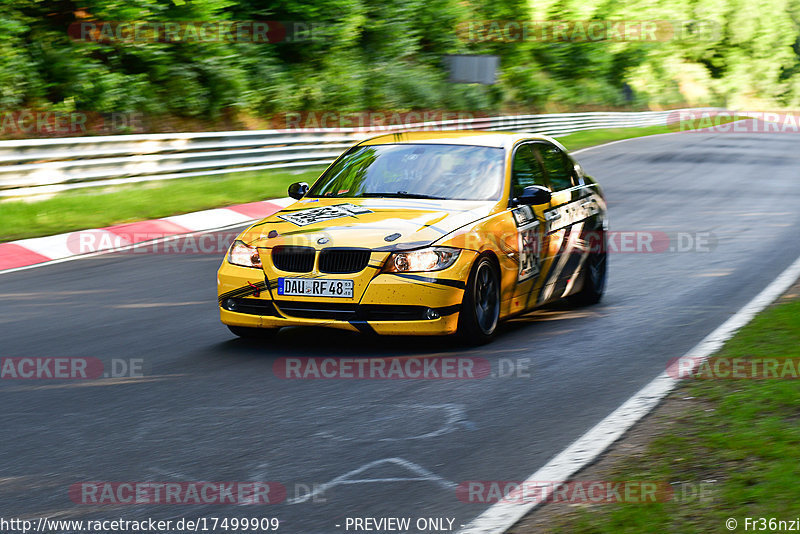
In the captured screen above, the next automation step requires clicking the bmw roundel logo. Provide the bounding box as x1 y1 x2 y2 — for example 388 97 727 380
317 236 329 245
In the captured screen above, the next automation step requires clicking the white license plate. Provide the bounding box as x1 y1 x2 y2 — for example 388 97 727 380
277 278 354 298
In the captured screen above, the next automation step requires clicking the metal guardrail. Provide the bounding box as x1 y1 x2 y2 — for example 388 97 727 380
0 109 691 198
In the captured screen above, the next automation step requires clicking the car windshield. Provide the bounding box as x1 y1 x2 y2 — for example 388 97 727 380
307 143 505 201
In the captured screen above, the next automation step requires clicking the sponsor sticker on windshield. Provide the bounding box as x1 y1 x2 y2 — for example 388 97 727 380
277 203 372 226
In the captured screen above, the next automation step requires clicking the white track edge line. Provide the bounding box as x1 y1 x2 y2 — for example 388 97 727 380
459 252 800 534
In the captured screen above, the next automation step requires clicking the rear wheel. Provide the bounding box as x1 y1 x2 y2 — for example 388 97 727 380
227 325 280 339
457 256 501 345
568 242 607 306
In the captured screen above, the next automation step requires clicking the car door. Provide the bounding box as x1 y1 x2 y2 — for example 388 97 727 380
506 142 554 312
536 141 598 301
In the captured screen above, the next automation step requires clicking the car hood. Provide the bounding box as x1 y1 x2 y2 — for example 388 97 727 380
239 197 499 250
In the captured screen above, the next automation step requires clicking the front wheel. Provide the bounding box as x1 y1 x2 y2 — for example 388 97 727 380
227 325 280 340
457 256 501 345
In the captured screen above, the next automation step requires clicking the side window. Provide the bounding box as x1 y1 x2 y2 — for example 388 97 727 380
539 144 574 192
511 144 547 199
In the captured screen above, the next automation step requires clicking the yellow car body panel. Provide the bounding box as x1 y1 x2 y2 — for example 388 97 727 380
217 131 607 337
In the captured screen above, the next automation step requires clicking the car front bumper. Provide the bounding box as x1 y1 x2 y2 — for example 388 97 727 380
217 250 477 336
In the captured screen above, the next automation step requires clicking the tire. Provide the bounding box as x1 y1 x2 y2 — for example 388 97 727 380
568 240 607 306
227 325 280 339
457 256 501 345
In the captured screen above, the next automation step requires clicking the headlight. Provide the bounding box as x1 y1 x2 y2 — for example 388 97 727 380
383 247 461 273
228 240 262 269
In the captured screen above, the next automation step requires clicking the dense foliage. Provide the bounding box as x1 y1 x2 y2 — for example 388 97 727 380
1 0 799 125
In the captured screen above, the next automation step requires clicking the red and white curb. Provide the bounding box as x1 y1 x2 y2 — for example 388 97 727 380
0 197 294 274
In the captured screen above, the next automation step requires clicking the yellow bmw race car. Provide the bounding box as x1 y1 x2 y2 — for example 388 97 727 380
217 131 607 344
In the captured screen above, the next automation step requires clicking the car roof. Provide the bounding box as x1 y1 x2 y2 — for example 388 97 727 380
358 130 563 151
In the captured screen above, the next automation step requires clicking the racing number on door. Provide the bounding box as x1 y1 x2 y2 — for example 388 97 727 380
511 205 542 283
518 220 541 282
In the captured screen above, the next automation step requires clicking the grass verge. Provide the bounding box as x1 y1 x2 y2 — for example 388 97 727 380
557 124 678 152
557 111 741 151
513 283 800 534
0 113 739 242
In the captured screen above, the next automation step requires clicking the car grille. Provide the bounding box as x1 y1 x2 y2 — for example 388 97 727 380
271 246 315 273
275 301 359 320
318 248 371 274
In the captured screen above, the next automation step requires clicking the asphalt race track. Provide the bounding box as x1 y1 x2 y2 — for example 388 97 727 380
2 127 799 533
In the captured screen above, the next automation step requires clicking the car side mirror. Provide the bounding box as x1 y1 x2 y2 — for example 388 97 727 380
288 182 309 200
515 185 551 206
